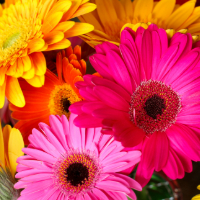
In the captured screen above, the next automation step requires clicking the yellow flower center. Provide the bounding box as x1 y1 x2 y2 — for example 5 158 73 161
48 84 81 118
0 20 32 65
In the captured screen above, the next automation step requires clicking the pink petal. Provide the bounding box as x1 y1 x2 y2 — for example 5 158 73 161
73 113 102 128
93 85 130 111
96 180 130 193
166 124 200 161
22 148 57 164
91 76 131 101
106 50 133 93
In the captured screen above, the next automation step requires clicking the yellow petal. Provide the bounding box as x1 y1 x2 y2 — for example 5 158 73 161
71 3 97 18
43 31 64 45
111 0 126 21
79 13 104 32
21 55 32 72
95 0 118 28
45 0 72 19
2 125 12 170
0 67 7 86
178 7 200 29
64 22 94 38
197 185 200 190
0 122 5 168
152 0 175 23
166 0 196 30
53 21 75 32
28 38 45 54
8 128 24 177
5 76 25 107
188 22 200 33
29 52 46 76
62 0 82 21
42 12 63 34
26 75 45 87
22 63 35 79
166 29 175 38
46 38 71 51
192 194 200 200
0 80 6 109
39 0 56 20
133 0 154 22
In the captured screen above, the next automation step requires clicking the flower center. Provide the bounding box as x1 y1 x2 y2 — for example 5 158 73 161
0 20 32 64
66 163 89 186
48 84 81 118
130 80 181 134
54 150 100 197
144 94 166 119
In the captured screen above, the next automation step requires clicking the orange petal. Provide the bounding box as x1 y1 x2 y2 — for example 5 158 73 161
63 63 74 84
42 12 63 34
29 52 46 76
80 59 86 75
12 110 50 120
70 59 82 72
26 75 45 87
69 54 77 62
5 77 25 107
64 22 94 38
28 38 45 53
46 38 71 51
66 46 73 58
74 45 81 60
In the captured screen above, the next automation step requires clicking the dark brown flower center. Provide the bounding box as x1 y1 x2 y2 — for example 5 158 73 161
144 94 166 119
62 98 71 113
65 163 89 186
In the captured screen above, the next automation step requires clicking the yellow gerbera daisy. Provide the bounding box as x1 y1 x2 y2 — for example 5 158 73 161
79 0 200 47
0 0 96 109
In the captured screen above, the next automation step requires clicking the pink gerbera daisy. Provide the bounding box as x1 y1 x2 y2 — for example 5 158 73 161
14 114 142 199
70 24 200 186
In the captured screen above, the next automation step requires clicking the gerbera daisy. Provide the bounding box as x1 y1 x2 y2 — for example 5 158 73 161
70 25 200 186
0 122 24 199
79 0 200 47
193 185 200 200
10 45 86 144
15 114 142 199
0 0 96 108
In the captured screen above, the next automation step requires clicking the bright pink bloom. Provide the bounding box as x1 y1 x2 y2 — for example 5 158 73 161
15 114 142 199
70 24 200 186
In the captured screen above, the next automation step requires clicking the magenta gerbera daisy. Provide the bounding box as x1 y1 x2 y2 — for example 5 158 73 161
14 114 142 199
70 24 200 186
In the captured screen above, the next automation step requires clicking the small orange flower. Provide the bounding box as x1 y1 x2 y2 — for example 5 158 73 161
0 0 96 108
10 46 86 144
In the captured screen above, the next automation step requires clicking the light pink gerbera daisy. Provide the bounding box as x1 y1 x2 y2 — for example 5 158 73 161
14 114 142 199
70 24 200 186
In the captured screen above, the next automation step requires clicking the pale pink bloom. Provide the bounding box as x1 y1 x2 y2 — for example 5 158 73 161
15 114 142 199
70 24 200 186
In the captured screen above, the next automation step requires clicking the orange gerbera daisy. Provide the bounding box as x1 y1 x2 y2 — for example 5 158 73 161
79 0 200 47
0 0 96 109
10 45 86 144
